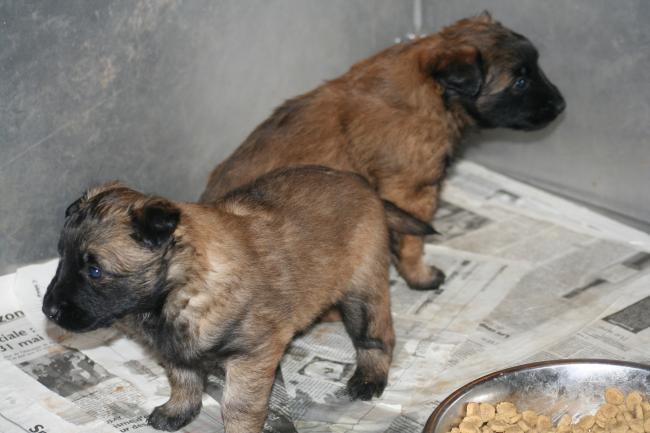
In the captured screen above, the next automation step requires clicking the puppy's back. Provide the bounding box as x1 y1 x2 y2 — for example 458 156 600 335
221 165 381 225
215 166 389 317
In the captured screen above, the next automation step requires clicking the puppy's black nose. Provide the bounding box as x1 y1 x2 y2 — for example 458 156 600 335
42 303 61 321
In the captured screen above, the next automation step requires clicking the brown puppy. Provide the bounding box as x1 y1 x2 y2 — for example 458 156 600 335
200 13 565 291
42 166 434 433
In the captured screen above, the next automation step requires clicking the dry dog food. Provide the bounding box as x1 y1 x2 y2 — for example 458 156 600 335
445 389 650 433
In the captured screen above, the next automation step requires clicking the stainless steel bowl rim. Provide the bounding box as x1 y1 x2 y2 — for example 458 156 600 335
423 359 650 433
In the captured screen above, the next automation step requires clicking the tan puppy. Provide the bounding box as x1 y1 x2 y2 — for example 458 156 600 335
42 166 434 433
200 13 565 291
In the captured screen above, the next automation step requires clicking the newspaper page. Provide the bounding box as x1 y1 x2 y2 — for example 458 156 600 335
4 161 650 433
445 161 650 249
533 273 650 364
436 162 650 375
0 273 116 433
11 262 227 433
401 162 650 424
402 271 650 424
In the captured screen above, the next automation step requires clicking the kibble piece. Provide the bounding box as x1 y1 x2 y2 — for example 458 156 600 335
625 411 635 423
498 413 513 422
505 426 524 433
627 392 644 411
510 414 523 424
489 420 509 432
607 389 626 405
642 402 650 418
537 415 552 431
518 420 531 432
498 402 518 417
629 419 644 433
602 404 620 419
577 415 595 430
451 427 461 433
643 418 650 433
634 404 644 420
468 403 481 418
612 422 630 433
523 411 539 426
572 426 585 433
460 421 481 433
464 416 484 427
617 413 627 423
481 403 497 422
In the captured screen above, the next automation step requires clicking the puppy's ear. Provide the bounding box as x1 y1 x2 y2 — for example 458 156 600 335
476 10 493 23
431 45 483 98
130 199 180 248
65 197 83 218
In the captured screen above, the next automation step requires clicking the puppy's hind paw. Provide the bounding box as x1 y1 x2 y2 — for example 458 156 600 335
346 368 387 401
147 403 200 431
407 266 446 291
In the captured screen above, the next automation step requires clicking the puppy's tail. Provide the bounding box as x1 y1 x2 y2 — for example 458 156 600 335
383 200 437 236
383 200 437 263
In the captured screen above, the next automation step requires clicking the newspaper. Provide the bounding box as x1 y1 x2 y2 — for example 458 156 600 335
2 161 649 433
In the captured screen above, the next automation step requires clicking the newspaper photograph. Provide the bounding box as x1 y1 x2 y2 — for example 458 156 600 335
2 162 649 432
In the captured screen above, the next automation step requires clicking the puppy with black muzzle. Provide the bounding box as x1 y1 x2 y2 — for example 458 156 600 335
42 166 434 433
200 12 566 293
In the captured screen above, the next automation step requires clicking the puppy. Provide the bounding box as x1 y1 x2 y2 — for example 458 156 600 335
200 12 565 291
42 166 434 433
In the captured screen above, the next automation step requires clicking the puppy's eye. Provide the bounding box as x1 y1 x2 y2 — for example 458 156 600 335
513 78 527 89
88 266 102 279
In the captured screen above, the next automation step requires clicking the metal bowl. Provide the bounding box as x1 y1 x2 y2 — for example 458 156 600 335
423 359 650 433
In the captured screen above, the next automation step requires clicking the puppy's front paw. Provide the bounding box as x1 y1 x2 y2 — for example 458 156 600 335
346 368 387 401
147 403 201 431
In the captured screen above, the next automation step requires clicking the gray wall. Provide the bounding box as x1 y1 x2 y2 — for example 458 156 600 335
422 0 650 230
0 0 414 273
2 1 648 273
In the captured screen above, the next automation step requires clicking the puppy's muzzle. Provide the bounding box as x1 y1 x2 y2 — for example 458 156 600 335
553 97 566 117
42 293 63 321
